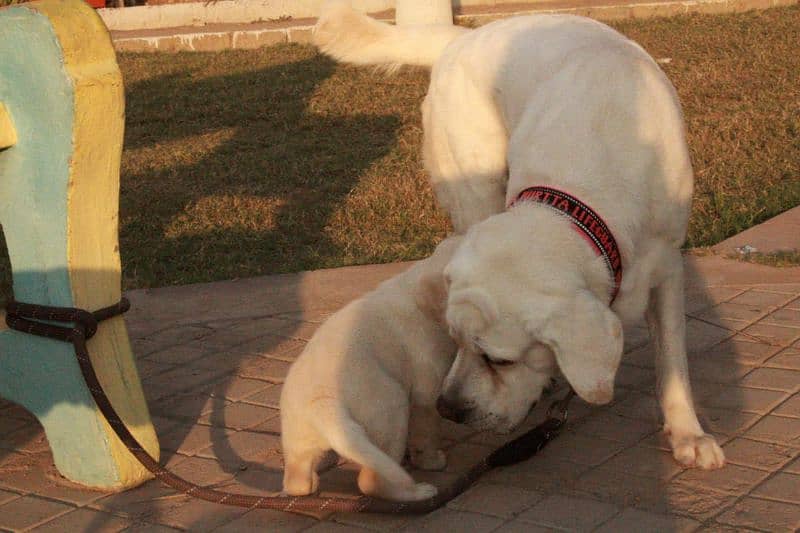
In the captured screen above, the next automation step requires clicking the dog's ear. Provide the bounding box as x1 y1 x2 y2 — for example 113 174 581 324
534 290 623 404
414 237 463 323
446 288 498 339
415 270 449 323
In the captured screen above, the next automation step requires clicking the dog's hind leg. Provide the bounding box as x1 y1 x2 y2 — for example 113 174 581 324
421 72 508 233
283 450 325 496
647 249 725 469
319 404 436 501
283 445 329 496
357 406 439 501
282 417 329 495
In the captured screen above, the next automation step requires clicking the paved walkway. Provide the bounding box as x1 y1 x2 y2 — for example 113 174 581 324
0 209 799 532
110 0 798 52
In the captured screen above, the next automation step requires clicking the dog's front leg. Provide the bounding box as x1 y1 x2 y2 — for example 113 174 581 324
408 405 447 471
647 251 725 469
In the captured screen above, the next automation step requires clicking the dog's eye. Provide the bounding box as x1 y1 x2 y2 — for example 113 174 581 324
482 353 515 367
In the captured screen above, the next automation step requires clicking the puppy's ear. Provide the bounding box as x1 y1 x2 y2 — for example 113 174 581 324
446 288 498 338
414 236 463 323
414 271 448 323
534 290 623 404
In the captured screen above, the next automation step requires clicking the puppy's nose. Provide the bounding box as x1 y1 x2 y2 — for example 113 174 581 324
436 396 467 424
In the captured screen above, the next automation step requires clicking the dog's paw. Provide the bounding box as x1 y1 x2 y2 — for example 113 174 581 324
282 472 319 496
408 482 438 501
671 433 725 469
283 459 321 496
410 448 447 471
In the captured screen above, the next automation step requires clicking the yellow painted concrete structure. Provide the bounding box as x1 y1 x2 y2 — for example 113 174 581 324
0 103 16 149
0 0 158 489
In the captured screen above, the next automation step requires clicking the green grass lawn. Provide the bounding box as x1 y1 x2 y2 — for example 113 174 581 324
1 5 798 303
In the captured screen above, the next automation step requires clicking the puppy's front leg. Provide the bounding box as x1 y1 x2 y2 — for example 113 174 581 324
408 405 447 471
647 252 725 469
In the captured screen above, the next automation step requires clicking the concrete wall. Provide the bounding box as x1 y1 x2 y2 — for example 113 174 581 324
100 0 515 31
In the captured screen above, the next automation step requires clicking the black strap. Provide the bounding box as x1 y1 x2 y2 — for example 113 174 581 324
5 298 130 341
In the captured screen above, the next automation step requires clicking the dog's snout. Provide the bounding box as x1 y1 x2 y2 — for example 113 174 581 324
436 396 468 424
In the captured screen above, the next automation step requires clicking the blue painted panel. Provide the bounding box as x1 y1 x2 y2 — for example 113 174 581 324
0 7 117 485
0 7 72 305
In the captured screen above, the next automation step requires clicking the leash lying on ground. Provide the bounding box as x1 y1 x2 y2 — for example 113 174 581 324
6 297 574 515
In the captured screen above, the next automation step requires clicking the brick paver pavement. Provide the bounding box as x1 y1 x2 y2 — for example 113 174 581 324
1 213 800 531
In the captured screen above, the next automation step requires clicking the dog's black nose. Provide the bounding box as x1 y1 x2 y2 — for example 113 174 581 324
437 396 467 424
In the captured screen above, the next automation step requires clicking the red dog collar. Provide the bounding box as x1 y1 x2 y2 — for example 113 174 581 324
511 186 622 304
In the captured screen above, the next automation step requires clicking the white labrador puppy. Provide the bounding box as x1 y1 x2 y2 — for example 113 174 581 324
314 3 724 469
280 237 460 501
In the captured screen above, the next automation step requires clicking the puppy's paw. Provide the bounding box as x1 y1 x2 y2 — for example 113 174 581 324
283 473 319 496
408 482 438 501
410 448 447 471
671 433 725 469
283 465 320 496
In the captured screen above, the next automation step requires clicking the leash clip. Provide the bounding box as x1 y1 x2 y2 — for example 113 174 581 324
546 388 576 423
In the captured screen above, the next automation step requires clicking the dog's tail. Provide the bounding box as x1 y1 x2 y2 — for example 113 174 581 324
316 403 434 501
313 0 469 71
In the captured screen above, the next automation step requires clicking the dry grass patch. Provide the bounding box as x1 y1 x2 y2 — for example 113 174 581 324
614 7 800 246
734 250 800 267
115 47 447 289
0 6 798 304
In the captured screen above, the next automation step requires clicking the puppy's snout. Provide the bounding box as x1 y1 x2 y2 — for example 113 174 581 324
436 396 468 424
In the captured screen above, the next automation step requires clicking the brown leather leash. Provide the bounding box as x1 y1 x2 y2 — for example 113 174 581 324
5 297 573 515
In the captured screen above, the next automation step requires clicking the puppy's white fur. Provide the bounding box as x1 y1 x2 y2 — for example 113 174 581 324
314 5 724 469
280 237 460 501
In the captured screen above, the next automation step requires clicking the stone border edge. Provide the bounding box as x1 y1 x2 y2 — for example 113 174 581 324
112 0 798 52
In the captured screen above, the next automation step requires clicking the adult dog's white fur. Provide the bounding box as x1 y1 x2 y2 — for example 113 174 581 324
314 2 724 469
280 237 460 501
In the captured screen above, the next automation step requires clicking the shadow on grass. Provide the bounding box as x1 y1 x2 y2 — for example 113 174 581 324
119 50 404 288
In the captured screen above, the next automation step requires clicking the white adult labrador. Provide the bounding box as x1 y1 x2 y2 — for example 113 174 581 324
314 2 724 469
